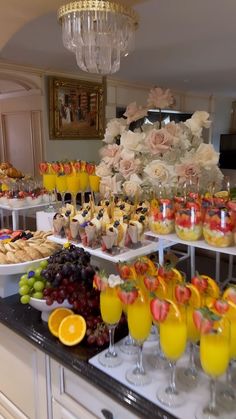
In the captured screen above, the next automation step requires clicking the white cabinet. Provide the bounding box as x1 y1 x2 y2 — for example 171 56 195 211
0 323 48 419
50 359 138 419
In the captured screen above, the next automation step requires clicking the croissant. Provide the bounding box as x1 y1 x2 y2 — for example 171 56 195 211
0 162 12 170
5 167 23 178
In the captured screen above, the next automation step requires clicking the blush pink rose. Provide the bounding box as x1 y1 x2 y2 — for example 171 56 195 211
119 158 141 179
176 162 200 181
123 102 148 125
145 128 173 155
99 144 121 168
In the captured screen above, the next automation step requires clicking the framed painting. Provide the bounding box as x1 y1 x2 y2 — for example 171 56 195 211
49 76 105 139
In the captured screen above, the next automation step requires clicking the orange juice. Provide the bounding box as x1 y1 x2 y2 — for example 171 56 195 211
100 288 122 324
200 333 229 377
160 317 187 361
56 175 67 193
79 172 89 192
128 298 152 341
67 175 80 194
43 174 56 192
186 306 200 343
89 174 100 193
225 306 236 359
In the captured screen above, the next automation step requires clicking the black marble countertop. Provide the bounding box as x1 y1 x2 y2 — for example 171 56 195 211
0 295 177 419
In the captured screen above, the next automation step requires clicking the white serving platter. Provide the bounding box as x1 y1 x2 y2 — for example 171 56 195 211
0 257 48 276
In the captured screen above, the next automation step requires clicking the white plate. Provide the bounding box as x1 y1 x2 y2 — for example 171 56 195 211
0 257 48 275
29 298 73 322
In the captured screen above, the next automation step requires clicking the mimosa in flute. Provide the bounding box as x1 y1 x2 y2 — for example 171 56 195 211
95 273 123 368
39 162 56 212
214 290 236 408
151 297 187 407
121 286 152 386
194 307 230 419
174 281 201 387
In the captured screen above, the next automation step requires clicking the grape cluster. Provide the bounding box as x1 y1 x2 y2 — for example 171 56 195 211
18 259 48 304
86 316 109 347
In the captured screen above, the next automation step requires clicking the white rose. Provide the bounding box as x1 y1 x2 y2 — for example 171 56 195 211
144 160 173 185
103 118 126 144
120 130 145 152
95 162 112 177
108 274 124 288
123 174 143 197
185 111 211 137
194 143 219 169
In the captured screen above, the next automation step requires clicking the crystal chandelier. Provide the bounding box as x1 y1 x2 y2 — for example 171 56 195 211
58 1 139 75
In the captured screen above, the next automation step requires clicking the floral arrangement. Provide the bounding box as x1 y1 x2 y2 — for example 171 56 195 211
96 87 223 198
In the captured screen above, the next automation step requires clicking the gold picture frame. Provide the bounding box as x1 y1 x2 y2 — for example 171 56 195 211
49 76 105 139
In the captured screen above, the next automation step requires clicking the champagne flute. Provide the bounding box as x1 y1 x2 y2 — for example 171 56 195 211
42 170 56 212
56 173 67 207
98 286 122 368
195 311 230 419
155 299 187 407
125 294 152 386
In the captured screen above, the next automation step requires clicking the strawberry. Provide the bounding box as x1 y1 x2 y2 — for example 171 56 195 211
193 307 220 334
63 162 72 175
51 162 61 173
214 299 229 314
93 272 107 291
225 287 236 304
134 258 149 275
150 297 170 322
117 281 138 305
143 275 159 292
174 284 191 304
86 162 95 175
117 263 133 279
227 200 236 212
191 272 208 293
74 161 81 172
39 162 48 174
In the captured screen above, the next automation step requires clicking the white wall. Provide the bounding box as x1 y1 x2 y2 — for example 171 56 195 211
0 63 233 166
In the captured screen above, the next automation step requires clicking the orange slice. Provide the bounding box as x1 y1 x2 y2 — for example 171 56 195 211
58 314 86 346
165 298 181 319
202 275 220 298
171 268 183 282
186 284 201 308
48 308 73 337
155 276 167 299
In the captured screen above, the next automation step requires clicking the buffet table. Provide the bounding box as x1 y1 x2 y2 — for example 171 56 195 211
0 295 177 419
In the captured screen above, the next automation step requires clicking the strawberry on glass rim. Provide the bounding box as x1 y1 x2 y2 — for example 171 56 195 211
117 281 138 305
39 162 48 174
117 262 136 280
134 257 150 276
193 307 221 334
213 299 229 315
63 162 72 175
191 272 208 293
143 275 159 292
86 162 95 175
51 161 61 174
174 283 192 305
150 297 170 323
93 272 108 291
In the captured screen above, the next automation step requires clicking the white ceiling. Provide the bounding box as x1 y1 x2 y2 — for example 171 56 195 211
1 0 236 96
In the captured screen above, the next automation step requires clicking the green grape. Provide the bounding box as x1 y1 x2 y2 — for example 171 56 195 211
20 274 28 282
19 285 30 296
19 278 28 287
28 276 36 287
33 281 45 292
40 260 48 269
20 295 30 304
34 267 42 278
32 292 43 299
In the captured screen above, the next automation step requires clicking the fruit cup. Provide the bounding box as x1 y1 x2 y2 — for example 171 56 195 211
149 198 175 235
175 203 203 241
203 207 234 247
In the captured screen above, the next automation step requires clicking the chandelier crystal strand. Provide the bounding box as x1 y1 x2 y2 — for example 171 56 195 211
58 1 138 75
